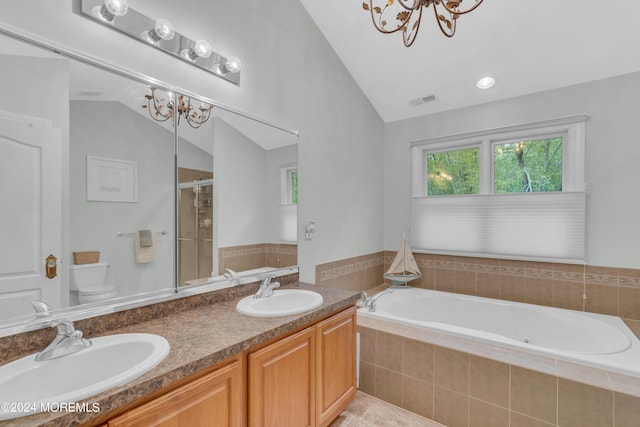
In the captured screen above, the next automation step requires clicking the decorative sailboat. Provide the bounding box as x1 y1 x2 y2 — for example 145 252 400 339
383 239 421 286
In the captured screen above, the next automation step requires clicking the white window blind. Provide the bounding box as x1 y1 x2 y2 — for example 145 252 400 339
410 192 586 263
279 204 297 243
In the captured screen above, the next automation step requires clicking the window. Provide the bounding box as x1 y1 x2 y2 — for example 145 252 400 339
410 116 587 263
426 146 479 196
279 163 297 243
280 164 298 205
493 136 563 193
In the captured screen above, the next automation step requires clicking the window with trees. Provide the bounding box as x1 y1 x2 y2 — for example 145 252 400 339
410 116 587 263
279 163 297 243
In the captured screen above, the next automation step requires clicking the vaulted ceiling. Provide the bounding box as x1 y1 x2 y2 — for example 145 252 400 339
300 1 640 123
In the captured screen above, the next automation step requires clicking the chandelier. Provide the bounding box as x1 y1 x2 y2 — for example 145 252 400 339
363 0 484 47
142 87 213 129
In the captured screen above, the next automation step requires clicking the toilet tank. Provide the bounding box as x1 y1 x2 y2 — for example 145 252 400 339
69 262 109 290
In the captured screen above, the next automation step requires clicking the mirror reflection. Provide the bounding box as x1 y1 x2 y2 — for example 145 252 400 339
178 106 298 287
0 30 298 328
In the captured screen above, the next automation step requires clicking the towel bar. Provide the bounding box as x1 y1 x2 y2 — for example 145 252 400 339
117 230 168 237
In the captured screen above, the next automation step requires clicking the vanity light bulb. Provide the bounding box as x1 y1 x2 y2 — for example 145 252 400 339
154 19 175 40
104 0 128 16
93 0 129 22
142 19 175 44
181 40 213 61
193 40 212 59
224 56 242 73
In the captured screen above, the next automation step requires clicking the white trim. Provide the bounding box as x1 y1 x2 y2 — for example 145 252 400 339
410 115 588 147
0 110 52 128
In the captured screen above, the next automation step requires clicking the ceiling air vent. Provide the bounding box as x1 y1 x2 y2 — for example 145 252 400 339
78 90 104 97
410 95 436 107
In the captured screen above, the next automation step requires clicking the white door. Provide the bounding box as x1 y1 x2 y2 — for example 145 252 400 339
0 113 62 320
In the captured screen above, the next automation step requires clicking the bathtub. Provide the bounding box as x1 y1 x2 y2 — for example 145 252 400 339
358 287 640 378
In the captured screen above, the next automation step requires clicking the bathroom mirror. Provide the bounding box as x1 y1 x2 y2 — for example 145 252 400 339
0 27 298 332
177 108 298 287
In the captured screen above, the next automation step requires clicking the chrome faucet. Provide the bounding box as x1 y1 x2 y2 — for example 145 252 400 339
29 300 52 317
253 276 280 299
35 320 92 361
360 288 394 312
224 268 240 284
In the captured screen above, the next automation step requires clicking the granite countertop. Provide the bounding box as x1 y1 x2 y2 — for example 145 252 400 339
0 283 360 427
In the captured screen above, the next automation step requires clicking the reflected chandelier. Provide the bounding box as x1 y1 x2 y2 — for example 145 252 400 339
142 87 212 129
363 0 484 47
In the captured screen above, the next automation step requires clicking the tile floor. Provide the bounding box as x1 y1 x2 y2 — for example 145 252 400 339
330 391 445 427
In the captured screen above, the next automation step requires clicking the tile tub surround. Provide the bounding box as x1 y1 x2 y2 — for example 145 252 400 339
358 316 640 427
316 252 386 292
316 250 640 325
0 281 359 427
218 243 297 274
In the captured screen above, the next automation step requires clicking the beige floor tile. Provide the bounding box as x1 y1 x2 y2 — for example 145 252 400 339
330 391 444 427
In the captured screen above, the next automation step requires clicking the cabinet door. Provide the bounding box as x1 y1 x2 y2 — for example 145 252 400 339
248 327 316 427
316 307 357 427
108 360 242 427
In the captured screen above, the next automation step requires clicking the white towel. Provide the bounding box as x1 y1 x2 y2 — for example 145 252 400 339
134 230 156 263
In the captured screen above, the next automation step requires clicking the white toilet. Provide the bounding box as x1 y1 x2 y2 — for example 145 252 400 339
69 262 117 304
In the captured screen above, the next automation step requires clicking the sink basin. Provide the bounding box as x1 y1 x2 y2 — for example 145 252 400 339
236 289 324 317
0 333 170 420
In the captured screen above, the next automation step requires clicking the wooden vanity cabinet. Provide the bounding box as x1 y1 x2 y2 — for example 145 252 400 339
315 306 357 427
248 306 356 427
107 359 242 427
248 327 316 427
104 305 356 427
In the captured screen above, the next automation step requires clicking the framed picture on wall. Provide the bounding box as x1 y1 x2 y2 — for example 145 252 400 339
86 156 138 202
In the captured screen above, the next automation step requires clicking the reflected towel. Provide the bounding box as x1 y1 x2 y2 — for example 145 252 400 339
134 230 156 263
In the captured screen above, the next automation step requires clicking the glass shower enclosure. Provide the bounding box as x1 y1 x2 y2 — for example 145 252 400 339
178 174 213 286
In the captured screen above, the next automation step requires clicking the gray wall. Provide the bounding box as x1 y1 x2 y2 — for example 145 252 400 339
0 0 386 283
384 72 640 269
265 144 298 244
214 117 269 247
70 101 174 296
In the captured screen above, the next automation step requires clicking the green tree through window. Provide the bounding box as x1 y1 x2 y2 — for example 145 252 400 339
427 147 479 196
494 137 563 193
291 170 298 204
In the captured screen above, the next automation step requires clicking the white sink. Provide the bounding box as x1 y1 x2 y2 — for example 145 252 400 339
0 333 170 420
236 289 324 317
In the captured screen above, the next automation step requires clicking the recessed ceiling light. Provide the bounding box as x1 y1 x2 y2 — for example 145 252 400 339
477 75 497 90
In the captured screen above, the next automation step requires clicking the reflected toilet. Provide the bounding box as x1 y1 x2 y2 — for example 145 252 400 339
69 262 117 304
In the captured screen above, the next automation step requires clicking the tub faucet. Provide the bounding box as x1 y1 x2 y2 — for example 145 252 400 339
35 320 92 361
254 276 280 299
361 288 394 312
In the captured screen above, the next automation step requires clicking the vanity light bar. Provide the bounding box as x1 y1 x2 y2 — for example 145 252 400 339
79 0 241 85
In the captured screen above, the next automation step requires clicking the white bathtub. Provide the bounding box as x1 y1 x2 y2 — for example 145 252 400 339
358 287 640 377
